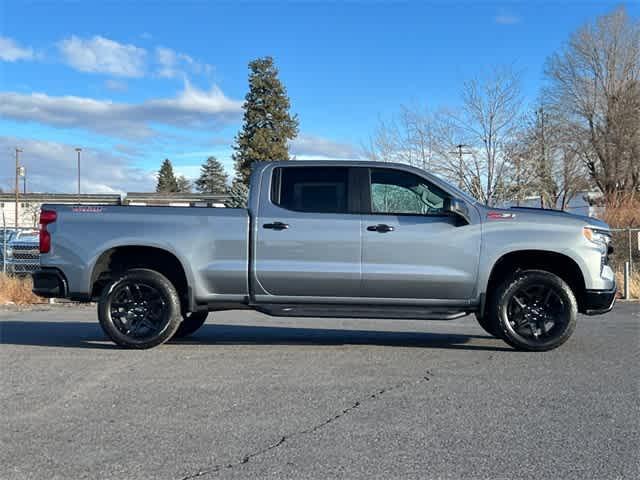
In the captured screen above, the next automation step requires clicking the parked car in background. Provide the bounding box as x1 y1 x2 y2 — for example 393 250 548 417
1 229 17 266
6 230 40 275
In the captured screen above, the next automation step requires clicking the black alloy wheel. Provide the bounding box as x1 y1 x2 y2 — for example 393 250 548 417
109 282 168 340
98 269 181 349
492 270 577 351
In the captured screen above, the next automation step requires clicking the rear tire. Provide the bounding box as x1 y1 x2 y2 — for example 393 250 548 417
98 268 181 349
173 311 208 339
490 269 577 351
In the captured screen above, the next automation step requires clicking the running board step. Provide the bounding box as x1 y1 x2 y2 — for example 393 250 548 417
255 304 469 320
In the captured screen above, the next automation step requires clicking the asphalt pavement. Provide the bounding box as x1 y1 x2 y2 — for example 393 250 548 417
1 303 639 480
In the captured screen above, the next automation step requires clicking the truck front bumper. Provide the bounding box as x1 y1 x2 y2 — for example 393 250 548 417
32 268 68 298
5 260 40 275
582 286 617 315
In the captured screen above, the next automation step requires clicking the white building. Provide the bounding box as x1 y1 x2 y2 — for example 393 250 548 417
0 193 122 229
0 192 229 229
504 191 603 218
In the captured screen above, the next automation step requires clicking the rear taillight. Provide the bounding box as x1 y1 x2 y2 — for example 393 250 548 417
39 209 57 254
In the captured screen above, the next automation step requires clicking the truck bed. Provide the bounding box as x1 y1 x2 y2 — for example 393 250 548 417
41 204 251 303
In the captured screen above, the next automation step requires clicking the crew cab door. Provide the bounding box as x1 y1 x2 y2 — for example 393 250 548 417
360 167 481 301
253 166 362 301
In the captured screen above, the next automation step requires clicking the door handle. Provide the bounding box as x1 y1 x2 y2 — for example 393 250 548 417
263 221 289 230
367 224 394 233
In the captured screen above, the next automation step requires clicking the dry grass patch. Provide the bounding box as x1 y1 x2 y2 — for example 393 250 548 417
616 270 640 299
602 192 640 228
0 273 45 305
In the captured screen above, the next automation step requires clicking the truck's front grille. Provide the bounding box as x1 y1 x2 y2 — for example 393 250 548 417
10 244 40 261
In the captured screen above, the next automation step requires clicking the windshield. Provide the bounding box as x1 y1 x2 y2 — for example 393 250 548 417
438 178 480 205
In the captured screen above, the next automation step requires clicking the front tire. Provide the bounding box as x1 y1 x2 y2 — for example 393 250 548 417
490 270 577 352
474 312 502 338
173 311 208 339
98 268 181 349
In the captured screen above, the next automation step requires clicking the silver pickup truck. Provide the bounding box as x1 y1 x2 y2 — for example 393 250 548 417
32 160 616 351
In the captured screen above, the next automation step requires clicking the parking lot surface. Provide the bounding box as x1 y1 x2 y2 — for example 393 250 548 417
1 303 639 480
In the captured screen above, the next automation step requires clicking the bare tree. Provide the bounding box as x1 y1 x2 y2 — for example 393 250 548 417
365 69 526 206
364 105 436 170
517 106 592 209
436 67 525 205
22 202 41 228
544 7 640 196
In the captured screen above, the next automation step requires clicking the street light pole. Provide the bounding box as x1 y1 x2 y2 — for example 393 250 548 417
18 166 26 194
15 148 22 229
75 148 82 203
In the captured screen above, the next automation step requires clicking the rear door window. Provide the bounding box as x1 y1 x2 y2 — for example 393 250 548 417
272 167 350 214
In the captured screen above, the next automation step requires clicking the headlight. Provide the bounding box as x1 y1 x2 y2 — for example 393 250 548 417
6 247 13 258
583 227 611 244
583 227 612 256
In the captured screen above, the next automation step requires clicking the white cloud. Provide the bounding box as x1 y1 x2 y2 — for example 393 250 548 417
0 136 156 194
0 36 35 62
0 81 243 139
7 34 214 82
495 13 521 25
58 35 147 77
104 79 128 91
155 46 213 79
290 133 362 159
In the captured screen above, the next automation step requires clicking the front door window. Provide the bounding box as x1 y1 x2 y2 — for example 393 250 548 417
370 168 446 215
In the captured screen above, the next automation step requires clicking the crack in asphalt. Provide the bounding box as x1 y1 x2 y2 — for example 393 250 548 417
178 370 433 480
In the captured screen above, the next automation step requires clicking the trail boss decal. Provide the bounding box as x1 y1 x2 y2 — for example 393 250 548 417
72 206 104 213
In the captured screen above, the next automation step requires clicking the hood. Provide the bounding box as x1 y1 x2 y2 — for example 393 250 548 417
485 207 609 230
510 207 609 230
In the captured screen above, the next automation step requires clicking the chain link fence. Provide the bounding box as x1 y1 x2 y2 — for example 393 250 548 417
610 228 640 299
1 225 41 277
609 228 640 273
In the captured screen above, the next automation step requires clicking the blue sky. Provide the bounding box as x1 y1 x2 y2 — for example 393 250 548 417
1 0 637 193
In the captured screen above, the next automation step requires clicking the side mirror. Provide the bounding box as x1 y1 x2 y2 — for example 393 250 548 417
443 197 470 224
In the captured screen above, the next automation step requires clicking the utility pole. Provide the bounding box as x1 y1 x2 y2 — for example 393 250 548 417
15 148 22 229
19 166 26 194
538 107 545 208
449 144 472 190
75 148 82 203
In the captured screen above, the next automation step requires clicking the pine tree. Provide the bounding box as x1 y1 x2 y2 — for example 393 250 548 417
156 159 179 192
195 156 228 194
176 175 192 193
225 177 249 208
232 56 299 185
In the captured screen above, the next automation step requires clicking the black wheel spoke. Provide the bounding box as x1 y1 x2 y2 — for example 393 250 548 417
514 315 529 328
542 288 553 308
139 317 156 331
133 283 144 302
110 280 169 341
506 281 569 344
123 285 134 302
512 295 527 309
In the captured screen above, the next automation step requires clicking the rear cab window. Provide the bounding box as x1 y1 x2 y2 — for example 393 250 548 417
271 167 351 213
